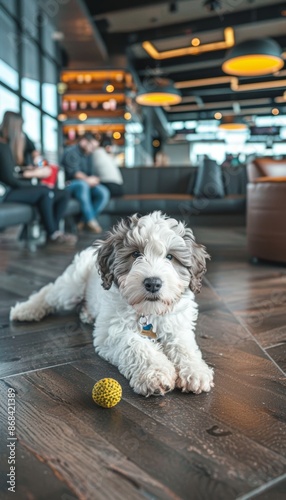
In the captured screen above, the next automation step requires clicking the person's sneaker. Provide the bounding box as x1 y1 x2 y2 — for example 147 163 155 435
86 219 103 233
49 232 77 246
77 221 85 231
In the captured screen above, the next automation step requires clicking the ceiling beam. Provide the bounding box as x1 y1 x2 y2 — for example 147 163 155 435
133 34 286 78
85 0 191 17
165 104 286 121
108 2 286 42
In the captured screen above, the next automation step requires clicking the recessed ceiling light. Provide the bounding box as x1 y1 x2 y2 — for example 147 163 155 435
191 38 201 47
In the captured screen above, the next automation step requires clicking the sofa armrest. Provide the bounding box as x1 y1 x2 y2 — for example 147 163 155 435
247 162 263 182
253 176 286 183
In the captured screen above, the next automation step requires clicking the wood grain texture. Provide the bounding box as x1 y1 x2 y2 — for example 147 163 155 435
0 223 286 499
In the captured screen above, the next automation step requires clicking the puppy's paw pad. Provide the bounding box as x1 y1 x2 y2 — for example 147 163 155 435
176 363 214 394
10 303 44 322
132 367 176 397
79 307 94 324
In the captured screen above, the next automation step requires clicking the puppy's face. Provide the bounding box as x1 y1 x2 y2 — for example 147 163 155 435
95 212 209 316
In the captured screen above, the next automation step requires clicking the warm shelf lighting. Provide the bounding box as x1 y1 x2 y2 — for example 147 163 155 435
62 94 125 104
214 112 222 120
272 108 280 115
152 139 160 147
106 84 115 93
64 124 125 134
222 38 284 77
124 112 132 120
78 113 87 121
113 131 121 139
61 70 126 82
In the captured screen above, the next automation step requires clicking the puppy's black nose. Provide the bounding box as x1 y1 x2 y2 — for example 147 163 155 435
144 277 162 293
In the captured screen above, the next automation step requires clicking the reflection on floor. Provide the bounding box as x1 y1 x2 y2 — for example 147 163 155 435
0 221 285 500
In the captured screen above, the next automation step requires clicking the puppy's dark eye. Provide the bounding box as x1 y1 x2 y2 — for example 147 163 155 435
166 254 173 260
132 251 142 259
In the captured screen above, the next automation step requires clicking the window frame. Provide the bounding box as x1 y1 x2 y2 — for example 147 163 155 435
0 2 60 157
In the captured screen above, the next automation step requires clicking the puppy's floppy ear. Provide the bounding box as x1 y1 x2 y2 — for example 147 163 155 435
189 241 210 293
184 228 210 294
94 234 116 290
94 213 140 289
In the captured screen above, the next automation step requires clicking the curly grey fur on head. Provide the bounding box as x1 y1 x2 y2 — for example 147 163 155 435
95 211 209 298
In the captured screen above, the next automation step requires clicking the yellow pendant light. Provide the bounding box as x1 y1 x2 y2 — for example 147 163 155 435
219 116 248 131
222 38 284 77
136 78 182 107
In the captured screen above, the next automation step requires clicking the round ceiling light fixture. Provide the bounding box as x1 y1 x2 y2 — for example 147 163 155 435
135 78 182 107
218 115 248 131
222 38 284 77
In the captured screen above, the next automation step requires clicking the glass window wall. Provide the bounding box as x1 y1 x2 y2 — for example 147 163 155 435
0 2 60 158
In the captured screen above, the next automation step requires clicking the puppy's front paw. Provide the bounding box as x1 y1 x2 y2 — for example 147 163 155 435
79 306 94 325
131 364 177 397
176 360 214 394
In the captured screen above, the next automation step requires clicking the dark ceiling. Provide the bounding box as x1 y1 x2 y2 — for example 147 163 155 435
80 0 286 122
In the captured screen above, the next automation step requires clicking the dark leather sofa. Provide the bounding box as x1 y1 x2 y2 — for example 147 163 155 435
0 164 247 238
67 165 247 217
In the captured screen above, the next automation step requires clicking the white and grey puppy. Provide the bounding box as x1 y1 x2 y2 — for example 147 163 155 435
10 212 214 396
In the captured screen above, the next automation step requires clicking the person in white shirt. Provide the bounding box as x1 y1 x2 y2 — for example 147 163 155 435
91 137 124 197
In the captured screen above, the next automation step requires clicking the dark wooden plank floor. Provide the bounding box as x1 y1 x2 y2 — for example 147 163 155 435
0 221 285 500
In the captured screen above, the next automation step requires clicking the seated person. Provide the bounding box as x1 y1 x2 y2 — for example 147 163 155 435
154 151 170 167
91 137 124 197
0 111 76 245
61 134 110 234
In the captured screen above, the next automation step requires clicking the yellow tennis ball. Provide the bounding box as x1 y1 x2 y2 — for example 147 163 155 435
92 378 122 408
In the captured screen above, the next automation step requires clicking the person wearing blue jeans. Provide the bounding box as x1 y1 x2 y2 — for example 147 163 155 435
67 179 110 229
62 134 110 233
